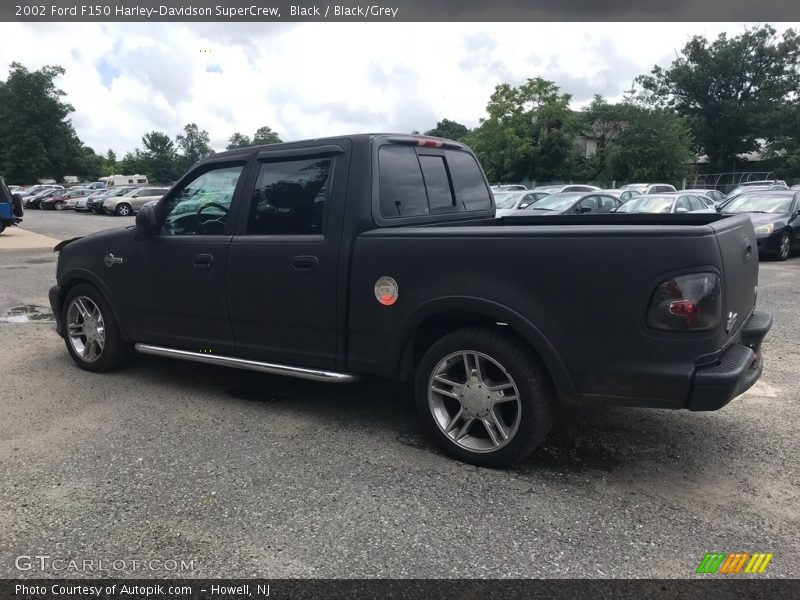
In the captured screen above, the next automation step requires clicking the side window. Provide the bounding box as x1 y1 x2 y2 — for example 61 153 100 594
579 196 599 212
379 146 428 218
161 165 244 236
597 195 617 212
675 196 691 212
247 157 332 235
688 196 705 210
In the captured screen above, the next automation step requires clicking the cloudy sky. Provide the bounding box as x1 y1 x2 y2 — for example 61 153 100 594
1 22 796 155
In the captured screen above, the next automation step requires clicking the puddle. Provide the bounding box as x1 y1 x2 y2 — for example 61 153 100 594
0 305 55 323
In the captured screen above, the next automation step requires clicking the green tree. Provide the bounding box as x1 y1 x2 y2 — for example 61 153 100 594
252 126 282 145
634 25 800 172
465 77 582 182
176 123 213 170
226 132 252 150
119 149 147 176
425 119 470 141
0 63 86 182
141 131 179 184
582 99 695 183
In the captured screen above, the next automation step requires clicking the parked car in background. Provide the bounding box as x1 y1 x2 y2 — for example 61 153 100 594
491 184 527 192
682 188 726 206
615 193 715 214
494 190 550 216
724 184 786 203
533 184 600 194
103 187 170 216
719 190 800 261
24 188 62 209
790 184 800 191
85 181 107 190
0 177 23 234
86 186 138 213
598 189 642 203
18 184 64 198
727 181 788 199
44 188 94 211
8 185 20 193
512 191 622 215
620 183 677 195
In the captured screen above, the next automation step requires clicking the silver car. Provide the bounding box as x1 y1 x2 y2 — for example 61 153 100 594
615 193 716 214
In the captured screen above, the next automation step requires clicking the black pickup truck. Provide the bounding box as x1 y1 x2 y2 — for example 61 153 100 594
49 134 771 466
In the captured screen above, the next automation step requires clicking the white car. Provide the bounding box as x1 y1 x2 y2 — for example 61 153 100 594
615 193 716 214
533 184 600 194
620 183 677 195
494 190 551 217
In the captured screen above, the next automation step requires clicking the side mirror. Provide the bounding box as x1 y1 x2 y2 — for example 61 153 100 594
519 203 530 209
135 204 160 236
579 206 592 213
675 207 689 213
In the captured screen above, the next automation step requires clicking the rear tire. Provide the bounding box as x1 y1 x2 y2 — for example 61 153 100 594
415 327 555 467
12 195 23 217
62 284 133 372
0 222 5 234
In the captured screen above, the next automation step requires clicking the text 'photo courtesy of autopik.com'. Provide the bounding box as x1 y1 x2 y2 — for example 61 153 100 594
1 0 800 599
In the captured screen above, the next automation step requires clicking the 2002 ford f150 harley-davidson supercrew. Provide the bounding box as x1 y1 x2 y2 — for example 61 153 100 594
49 134 772 466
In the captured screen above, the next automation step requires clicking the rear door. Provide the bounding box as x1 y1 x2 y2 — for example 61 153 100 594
226 142 350 368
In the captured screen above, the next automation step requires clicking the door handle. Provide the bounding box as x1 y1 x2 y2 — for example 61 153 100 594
193 253 214 269
291 255 318 272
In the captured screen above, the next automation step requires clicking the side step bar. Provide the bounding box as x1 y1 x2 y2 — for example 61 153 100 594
134 344 360 383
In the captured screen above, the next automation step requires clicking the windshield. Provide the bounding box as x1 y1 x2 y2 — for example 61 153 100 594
722 194 793 214
494 192 522 209
527 193 581 211
616 195 675 213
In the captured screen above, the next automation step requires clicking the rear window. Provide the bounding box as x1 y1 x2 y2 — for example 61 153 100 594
378 145 490 219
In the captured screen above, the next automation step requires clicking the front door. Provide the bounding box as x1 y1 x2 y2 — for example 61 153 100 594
226 145 348 369
130 161 248 354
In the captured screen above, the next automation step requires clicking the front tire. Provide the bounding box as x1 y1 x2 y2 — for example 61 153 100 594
54 201 64 211
415 327 555 467
115 203 132 216
62 284 133 372
776 231 792 261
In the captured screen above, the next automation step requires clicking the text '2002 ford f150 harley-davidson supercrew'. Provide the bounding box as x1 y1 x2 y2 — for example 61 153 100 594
49 134 772 466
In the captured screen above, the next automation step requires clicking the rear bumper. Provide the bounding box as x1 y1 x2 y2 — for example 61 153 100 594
687 311 772 411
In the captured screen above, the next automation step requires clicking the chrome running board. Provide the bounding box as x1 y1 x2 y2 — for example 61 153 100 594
134 343 359 383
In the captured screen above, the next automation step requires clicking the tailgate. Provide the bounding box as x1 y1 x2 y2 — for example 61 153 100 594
713 215 759 343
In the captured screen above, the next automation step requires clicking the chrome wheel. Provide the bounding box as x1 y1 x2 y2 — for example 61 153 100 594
428 351 522 453
66 296 105 363
117 204 131 216
779 233 791 259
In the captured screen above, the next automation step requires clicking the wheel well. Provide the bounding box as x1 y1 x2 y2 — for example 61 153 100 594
403 312 553 388
58 278 131 341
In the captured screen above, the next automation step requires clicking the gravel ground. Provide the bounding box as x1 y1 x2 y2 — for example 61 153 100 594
0 211 798 578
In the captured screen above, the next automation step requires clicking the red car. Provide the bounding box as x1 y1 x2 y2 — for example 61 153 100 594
40 188 93 211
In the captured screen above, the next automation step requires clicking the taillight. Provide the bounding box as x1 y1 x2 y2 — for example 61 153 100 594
416 138 444 148
647 273 721 331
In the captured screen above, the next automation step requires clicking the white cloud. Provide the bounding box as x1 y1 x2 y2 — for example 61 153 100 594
1 22 796 155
